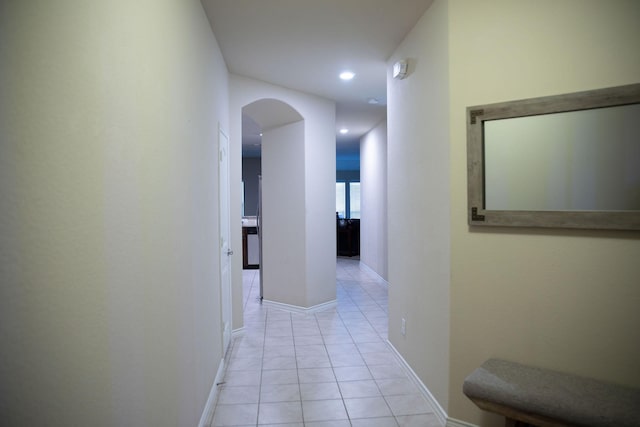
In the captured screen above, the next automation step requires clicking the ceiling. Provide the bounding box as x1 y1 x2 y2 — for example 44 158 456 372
201 0 434 157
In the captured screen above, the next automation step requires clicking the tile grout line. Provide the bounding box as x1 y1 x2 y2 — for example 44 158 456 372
288 310 306 426
338 269 397 426
255 303 269 427
314 305 351 424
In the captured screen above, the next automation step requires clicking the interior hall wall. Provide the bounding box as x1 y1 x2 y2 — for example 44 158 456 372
387 0 451 411
447 1 640 425
261 121 307 306
360 120 388 280
0 2 229 425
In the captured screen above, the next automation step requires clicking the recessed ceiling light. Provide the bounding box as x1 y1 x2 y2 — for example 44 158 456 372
339 71 355 81
339 128 349 134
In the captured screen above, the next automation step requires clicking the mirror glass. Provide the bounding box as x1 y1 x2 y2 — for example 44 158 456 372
484 104 640 211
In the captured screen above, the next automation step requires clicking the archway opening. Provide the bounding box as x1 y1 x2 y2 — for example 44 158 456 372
242 99 306 307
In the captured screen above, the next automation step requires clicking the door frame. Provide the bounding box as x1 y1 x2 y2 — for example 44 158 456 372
218 125 232 355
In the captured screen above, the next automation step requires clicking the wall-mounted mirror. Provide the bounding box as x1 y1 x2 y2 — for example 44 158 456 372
467 83 640 230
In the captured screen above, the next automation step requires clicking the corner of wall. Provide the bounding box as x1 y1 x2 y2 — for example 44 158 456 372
386 0 451 412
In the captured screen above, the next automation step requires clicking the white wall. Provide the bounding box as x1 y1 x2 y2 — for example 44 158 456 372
230 75 336 317
0 2 228 426
304 95 339 308
448 1 640 425
387 0 451 411
261 121 307 306
360 120 388 280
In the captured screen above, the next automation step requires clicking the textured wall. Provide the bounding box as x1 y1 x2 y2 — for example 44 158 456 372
0 2 229 425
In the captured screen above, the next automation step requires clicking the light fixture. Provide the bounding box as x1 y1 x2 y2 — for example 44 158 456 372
392 60 408 79
339 71 355 81
339 128 349 134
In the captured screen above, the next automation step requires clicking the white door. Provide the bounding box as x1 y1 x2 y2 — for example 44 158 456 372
218 126 232 355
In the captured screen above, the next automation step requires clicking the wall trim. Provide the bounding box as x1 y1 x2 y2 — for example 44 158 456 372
197 358 225 427
232 327 245 339
446 417 479 427
359 261 389 286
262 298 337 314
386 340 448 426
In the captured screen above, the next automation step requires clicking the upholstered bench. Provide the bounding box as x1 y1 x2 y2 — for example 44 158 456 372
463 358 640 427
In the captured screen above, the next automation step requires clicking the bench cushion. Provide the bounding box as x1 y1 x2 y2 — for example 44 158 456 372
463 359 640 427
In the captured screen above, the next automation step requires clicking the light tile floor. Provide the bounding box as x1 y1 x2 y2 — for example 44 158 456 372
210 258 440 427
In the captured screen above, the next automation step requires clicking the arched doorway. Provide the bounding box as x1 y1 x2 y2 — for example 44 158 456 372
240 97 336 312
243 99 305 307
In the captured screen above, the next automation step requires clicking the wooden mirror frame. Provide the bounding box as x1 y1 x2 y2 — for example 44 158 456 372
467 83 640 231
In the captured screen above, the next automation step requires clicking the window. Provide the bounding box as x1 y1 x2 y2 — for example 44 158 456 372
241 181 245 216
336 181 360 219
336 182 346 218
349 182 360 219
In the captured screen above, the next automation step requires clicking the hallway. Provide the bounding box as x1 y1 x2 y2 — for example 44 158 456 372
210 259 439 426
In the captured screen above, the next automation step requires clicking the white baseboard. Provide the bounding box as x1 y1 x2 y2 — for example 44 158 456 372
358 261 389 286
446 417 479 427
231 327 245 339
262 298 337 314
198 358 226 427
386 340 447 426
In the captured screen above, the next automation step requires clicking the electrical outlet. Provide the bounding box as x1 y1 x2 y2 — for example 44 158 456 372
401 318 406 336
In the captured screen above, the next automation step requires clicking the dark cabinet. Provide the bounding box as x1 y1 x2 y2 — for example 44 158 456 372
337 218 359 257
242 226 260 269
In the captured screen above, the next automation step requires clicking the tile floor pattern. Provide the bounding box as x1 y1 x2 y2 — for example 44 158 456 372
210 258 440 427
